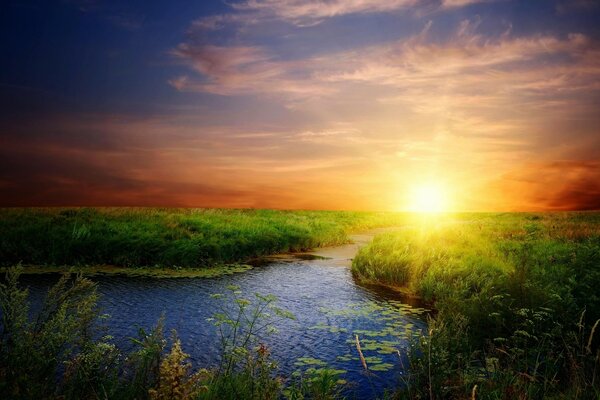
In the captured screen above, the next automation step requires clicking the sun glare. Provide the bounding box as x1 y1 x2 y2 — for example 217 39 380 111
408 183 448 213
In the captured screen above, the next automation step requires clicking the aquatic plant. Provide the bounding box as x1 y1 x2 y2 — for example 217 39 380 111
0 267 303 400
0 266 102 399
198 285 294 399
284 367 346 400
148 337 208 400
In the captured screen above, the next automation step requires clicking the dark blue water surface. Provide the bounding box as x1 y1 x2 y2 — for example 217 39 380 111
19 252 428 399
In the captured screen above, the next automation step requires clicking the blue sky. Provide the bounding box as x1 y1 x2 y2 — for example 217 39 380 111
1 0 600 210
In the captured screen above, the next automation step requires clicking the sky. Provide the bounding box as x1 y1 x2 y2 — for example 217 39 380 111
1 0 599 211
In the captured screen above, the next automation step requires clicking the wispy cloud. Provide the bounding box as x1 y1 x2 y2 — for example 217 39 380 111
193 0 491 29
4 1 598 210
170 44 332 96
293 126 364 144
231 0 419 25
168 16 600 211
0 113 378 208
173 17 600 112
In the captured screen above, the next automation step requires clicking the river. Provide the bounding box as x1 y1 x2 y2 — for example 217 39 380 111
20 230 428 398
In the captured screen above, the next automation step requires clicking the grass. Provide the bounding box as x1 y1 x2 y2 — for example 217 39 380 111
352 212 600 399
0 267 343 400
2 209 600 398
0 207 406 274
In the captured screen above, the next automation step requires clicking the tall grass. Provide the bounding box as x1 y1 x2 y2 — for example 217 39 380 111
0 208 405 269
352 212 600 399
3 210 599 398
0 267 344 400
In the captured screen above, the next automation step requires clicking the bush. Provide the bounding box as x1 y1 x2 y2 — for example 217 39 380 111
0 267 301 400
0 266 101 399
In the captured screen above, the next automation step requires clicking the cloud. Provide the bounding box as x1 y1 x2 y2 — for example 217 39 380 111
293 126 364 144
321 28 593 86
492 161 600 211
190 14 247 31
0 113 376 208
191 0 491 29
172 17 600 114
168 19 600 212
5 3 598 211
556 0 600 14
231 0 419 25
170 44 332 96
173 44 273 77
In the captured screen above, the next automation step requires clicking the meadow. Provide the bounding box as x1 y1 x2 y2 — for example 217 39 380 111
1 209 600 399
353 212 600 399
0 207 405 273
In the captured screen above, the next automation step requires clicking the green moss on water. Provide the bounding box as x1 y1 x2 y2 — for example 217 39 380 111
0 263 253 278
369 363 394 372
308 323 348 333
294 357 328 367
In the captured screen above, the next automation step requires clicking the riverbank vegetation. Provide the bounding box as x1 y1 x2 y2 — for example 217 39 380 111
0 208 404 273
2 210 599 399
353 212 600 399
0 267 343 400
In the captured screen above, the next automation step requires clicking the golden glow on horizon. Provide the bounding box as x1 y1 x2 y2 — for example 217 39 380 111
1 4 598 212
408 183 449 213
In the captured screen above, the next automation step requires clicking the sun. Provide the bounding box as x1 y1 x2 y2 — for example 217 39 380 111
408 183 448 213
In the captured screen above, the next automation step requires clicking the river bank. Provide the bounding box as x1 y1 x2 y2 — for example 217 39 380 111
0 208 409 270
351 212 600 399
2 226 428 399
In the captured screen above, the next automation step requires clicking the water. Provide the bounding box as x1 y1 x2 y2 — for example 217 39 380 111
18 232 428 399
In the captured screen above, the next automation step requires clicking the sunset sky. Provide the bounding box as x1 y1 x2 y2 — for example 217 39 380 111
1 0 599 211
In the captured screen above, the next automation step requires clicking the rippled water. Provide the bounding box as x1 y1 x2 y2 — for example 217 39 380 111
19 233 428 399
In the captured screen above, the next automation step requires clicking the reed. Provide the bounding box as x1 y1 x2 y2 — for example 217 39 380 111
588 319 600 355
355 335 368 372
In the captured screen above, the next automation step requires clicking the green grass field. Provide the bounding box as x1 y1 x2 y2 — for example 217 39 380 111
0 207 405 271
353 212 600 398
1 209 599 399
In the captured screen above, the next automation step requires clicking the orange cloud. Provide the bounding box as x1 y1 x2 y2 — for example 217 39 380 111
477 161 600 211
2 9 599 211
0 113 387 209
